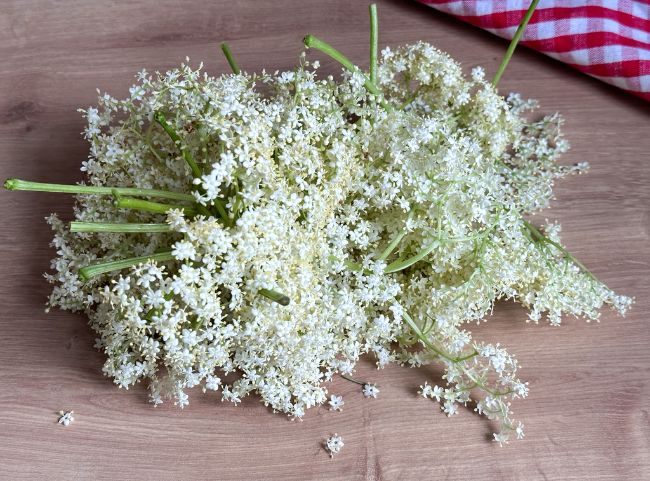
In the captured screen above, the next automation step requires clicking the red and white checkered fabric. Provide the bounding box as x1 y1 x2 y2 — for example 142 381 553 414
416 0 650 100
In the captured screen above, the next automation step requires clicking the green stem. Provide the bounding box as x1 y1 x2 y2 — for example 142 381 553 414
221 42 241 74
190 315 203 330
258 288 290 306
303 34 392 111
340 374 366 386
344 259 362 272
399 86 422 110
303 35 357 80
231 195 242 223
403 312 509 396
402 311 458 363
3 179 195 202
378 229 407 261
196 203 214 217
492 0 540 87
115 197 197 216
523 220 598 283
212 198 231 225
402 311 480 369
79 250 174 281
153 112 202 178
151 113 215 218
378 210 414 261
369 4 378 85
456 351 480 362
384 240 437 274
70 222 172 233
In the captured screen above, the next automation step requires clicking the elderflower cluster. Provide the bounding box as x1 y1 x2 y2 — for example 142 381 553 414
42 43 631 442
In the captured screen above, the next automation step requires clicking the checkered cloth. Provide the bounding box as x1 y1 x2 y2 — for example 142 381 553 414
416 1 650 100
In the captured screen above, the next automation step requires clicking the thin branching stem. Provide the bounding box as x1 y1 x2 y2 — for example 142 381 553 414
523 219 599 283
402 311 510 396
340 374 367 386
153 111 202 178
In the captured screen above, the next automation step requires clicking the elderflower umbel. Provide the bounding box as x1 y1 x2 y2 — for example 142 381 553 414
23 37 630 444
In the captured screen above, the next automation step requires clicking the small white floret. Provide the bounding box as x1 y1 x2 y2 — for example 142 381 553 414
57 411 74 426
362 383 379 399
328 394 344 411
326 433 344 457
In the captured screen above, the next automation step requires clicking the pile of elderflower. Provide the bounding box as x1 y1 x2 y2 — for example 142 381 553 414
5 5 632 446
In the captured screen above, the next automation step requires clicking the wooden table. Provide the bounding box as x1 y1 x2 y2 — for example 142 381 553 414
1 1 648 479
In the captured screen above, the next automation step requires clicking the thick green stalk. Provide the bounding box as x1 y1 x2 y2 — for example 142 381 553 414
79 251 174 281
303 35 379 95
70 222 172 233
153 112 202 178
492 0 540 87
303 34 392 111
369 4 378 85
259 288 290 306
221 42 241 74
3 179 195 202
115 197 197 216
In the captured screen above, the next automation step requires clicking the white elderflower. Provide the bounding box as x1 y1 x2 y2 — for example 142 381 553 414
515 422 525 440
326 434 344 457
9 22 628 445
171 240 196 261
418 382 433 398
493 432 510 447
431 385 444 402
443 400 458 417
328 395 344 412
362 383 379 399
57 411 74 426
204 375 221 391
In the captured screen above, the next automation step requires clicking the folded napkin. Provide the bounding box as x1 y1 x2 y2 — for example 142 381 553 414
417 0 650 100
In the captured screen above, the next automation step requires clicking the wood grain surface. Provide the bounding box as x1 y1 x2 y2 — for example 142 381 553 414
1 1 648 480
